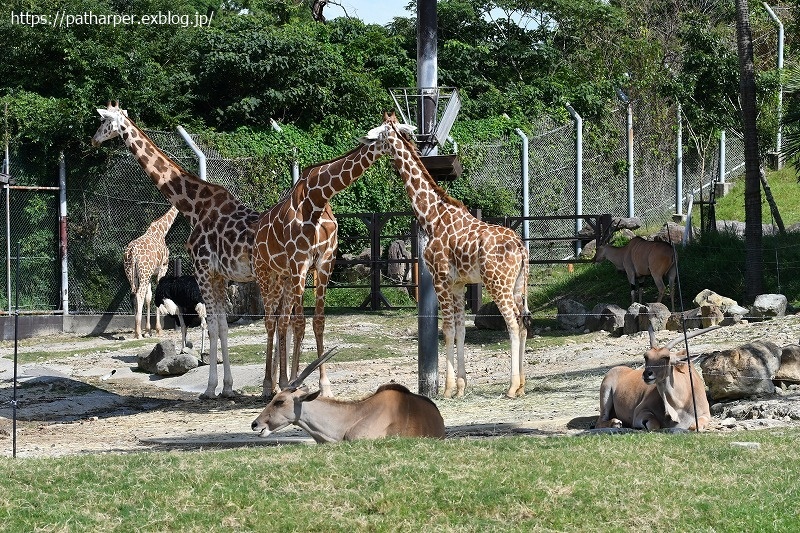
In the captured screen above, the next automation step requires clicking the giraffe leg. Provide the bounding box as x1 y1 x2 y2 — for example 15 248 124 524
133 285 147 339
453 286 467 397
276 290 293 390
201 276 234 399
496 298 523 398
435 282 457 399
144 283 153 337
259 276 282 397
202 306 221 399
313 261 334 397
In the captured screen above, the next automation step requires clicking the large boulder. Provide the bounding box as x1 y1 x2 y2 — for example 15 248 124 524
773 344 800 385
137 340 177 374
156 352 199 376
693 289 739 313
386 239 412 283
700 341 782 400
556 299 587 331
750 294 788 321
585 303 626 335
623 303 670 335
474 301 506 330
666 308 703 331
138 340 200 376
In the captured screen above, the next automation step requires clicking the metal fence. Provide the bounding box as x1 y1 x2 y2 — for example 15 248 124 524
1 104 745 315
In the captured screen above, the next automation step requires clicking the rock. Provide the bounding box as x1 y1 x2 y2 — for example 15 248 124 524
475 301 506 330
700 341 782 400
693 289 739 313
623 303 670 335
700 304 724 327
773 344 800 384
666 308 703 331
137 340 177 374
750 294 788 321
585 304 626 335
200 351 222 365
653 221 685 245
556 299 587 330
156 353 199 376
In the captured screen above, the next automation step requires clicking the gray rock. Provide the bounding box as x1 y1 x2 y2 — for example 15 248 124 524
475 301 507 331
137 340 177 374
156 353 200 376
774 344 800 384
750 294 788 321
700 341 782 400
556 299 587 330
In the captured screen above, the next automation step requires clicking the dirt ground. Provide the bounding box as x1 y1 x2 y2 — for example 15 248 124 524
2 312 800 458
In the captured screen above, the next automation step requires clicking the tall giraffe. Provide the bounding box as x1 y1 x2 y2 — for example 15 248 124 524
123 205 179 339
365 113 530 398
92 102 259 399
252 136 391 397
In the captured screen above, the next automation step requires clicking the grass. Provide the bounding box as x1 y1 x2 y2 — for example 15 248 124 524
1 431 799 531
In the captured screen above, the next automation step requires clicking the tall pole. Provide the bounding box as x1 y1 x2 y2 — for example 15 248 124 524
566 103 583 254
514 129 530 254
676 103 683 217
59 153 68 314
763 2 784 164
417 0 438 396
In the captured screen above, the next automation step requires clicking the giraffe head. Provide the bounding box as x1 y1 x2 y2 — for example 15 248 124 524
91 101 129 147
361 112 416 154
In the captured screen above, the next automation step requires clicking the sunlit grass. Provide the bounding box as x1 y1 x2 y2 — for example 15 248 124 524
1 430 799 531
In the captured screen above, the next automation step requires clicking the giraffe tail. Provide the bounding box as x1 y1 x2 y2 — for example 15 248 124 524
515 251 531 330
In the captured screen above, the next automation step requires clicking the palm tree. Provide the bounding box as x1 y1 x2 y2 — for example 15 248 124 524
735 0 763 302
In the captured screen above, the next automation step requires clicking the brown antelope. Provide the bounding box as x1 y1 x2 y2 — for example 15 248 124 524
595 236 676 310
251 349 446 442
595 326 719 431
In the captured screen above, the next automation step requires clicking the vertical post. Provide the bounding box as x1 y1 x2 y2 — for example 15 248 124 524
417 0 438 397
4 142 10 313
566 104 583 255
514 129 530 255
292 147 300 185
763 2 783 163
626 101 634 218
719 130 727 184
676 103 683 217
59 153 68 315
176 126 206 181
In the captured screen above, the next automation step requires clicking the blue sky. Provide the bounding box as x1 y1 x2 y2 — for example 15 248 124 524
328 0 413 26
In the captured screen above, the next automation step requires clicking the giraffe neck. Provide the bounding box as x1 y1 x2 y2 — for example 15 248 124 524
389 135 459 233
116 117 208 224
302 142 383 205
148 206 180 238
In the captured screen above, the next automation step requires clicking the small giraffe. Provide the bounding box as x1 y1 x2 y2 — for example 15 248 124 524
252 136 391 397
92 102 259 399
365 113 530 398
123 205 179 339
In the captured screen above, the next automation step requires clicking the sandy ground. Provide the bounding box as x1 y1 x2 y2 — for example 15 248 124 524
2 313 800 458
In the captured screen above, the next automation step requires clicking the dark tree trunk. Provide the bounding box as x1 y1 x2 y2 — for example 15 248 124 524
735 0 763 303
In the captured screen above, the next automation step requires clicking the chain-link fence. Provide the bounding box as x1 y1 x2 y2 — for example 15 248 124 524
2 104 746 315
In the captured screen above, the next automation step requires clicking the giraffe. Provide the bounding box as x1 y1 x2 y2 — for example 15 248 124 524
252 135 392 397
364 113 531 398
92 101 259 399
123 205 179 339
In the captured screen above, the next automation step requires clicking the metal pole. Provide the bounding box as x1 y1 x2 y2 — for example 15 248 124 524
626 101 634 218
59 153 68 315
514 128 530 255
566 104 583 254
719 130 726 184
4 148 9 313
763 2 783 161
676 103 683 217
417 0 438 396
176 126 206 181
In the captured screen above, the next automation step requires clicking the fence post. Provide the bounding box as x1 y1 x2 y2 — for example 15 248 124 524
676 103 683 219
513 128 530 255
719 130 726 185
566 103 583 256
176 126 206 180
59 153 68 315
